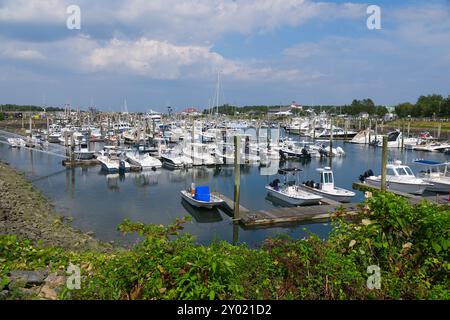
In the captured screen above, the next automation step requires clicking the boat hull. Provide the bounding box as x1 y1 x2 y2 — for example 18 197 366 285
180 190 223 209
365 178 428 195
265 186 322 206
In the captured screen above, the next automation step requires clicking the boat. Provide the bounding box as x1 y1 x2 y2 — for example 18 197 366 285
265 168 323 206
161 148 193 169
126 151 162 170
360 160 432 195
377 130 417 148
349 129 382 144
97 154 120 173
182 143 216 166
7 137 26 148
414 160 450 193
180 185 224 209
412 141 450 152
74 141 95 160
300 167 355 203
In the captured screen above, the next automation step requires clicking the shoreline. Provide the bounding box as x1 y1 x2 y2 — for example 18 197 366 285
0 160 110 252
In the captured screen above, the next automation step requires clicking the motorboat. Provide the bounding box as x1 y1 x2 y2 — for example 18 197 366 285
300 167 355 203
360 160 432 195
265 168 323 206
161 148 193 169
74 141 95 160
349 129 382 144
377 130 417 148
180 185 224 209
414 160 450 193
126 151 162 170
182 143 216 166
7 137 26 148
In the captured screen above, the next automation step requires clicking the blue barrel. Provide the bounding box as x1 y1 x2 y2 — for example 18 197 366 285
195 186 210 202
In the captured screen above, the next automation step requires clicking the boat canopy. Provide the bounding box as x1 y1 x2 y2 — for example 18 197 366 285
278 168 302 174
414 160 448 166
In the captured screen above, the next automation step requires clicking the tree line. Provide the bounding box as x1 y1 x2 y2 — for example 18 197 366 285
0 104 64 112
394 94 450 118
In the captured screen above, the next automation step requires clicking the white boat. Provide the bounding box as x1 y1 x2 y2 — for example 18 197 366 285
350 129 383 144
377 130 417 148
7 137 26 148
412 142 450 152
182 143 216 166
97 154 120 173
414 160 450 193
266 168 323 206
180 190 224 209
362 160 432 195
74 141 95 160
126 151 162 170
300 167 355 203
161 148 193 169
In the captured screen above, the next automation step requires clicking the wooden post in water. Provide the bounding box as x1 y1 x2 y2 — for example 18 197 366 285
381 136 388 192
233 135 241 221
437 123 442 140
70 133 75 164
368 118 372 145
328 117 333 167
29 116 32 138
407 121 410 138
401 122 405 150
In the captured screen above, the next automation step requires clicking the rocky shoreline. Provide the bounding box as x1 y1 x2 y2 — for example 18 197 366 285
0 160 109 251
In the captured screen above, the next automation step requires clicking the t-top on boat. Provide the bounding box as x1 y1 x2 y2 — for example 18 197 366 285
414 159 450 193
301 167 356 203
265 168 323 206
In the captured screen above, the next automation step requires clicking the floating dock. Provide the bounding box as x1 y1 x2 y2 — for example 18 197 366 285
215 183 449 228
214 192 359 228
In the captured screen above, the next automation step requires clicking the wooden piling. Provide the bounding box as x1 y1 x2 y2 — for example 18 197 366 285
381 136 388 192
234 135 241 221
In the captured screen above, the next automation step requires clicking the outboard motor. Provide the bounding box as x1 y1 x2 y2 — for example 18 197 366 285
359 169 374 182
279 149 287 161
301 148 311 159
269 179 280 188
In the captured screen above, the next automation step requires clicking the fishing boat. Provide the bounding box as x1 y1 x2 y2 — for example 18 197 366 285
377 130 417 148
414 160 450 193
74 140 95 160
182 143 216 166
126 151 162 170
160 148 193 169
180 185 224 209
300 167 355 203
265 168 323 206
360 160 432 195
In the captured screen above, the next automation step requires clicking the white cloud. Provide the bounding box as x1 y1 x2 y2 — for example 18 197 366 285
1 47 46 60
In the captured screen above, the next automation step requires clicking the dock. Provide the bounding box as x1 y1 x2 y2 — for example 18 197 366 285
214 192 359 228
62 159 100 167
352 182 450 205
215 183 449 228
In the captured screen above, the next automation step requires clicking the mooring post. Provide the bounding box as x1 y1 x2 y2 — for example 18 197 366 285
233 135 241 221
329 117 333 167
401 122 405 150
70 133 75 164
437 123 442 140
381 136 388 192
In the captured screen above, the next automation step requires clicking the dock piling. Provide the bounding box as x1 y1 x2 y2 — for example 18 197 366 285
381 136 388 192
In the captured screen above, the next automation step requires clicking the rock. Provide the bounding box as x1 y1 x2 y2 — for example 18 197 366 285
0 290 9 300
44 273 66 289
39 285 59 300
9 270 47 288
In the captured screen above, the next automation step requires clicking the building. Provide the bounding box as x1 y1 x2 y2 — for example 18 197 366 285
290 102 303 110
268 106 293 117
181 107 200 116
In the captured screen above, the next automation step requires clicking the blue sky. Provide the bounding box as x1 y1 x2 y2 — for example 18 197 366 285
0 0 449 112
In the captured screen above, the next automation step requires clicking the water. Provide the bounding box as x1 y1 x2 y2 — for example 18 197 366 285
0 132 448 247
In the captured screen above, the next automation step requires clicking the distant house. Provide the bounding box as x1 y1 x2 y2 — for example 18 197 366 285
268 106 293 116
181 107 200 116
358 112 370 119
290 102 303 110
384 113 397 121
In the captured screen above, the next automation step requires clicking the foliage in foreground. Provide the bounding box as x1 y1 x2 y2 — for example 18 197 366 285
0 193 449 300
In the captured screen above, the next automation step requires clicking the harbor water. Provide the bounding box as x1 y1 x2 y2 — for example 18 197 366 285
0 130 448 247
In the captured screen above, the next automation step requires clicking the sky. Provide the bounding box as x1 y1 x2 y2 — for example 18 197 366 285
0 0 449 112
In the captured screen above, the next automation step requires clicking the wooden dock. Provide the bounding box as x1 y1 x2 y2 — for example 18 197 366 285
62 159 100 168
215 183 449 228
215 192 358 228
352 182 450 205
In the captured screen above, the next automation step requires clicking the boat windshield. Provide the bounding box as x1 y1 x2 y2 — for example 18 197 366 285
404 167 414 176
396 167 412 176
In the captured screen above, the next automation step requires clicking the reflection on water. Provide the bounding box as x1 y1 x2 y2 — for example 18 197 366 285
0 133 448 247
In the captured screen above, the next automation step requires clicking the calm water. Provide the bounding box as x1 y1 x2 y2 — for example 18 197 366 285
0 131 448 247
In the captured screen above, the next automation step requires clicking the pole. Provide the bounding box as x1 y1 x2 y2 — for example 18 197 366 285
329 117 333 167
401 123 405 150
233 135 241 221
381 136 388 192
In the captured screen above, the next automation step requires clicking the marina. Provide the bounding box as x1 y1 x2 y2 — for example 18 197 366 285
0 114 448 246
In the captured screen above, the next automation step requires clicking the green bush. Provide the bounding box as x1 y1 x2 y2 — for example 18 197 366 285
0 193 449 300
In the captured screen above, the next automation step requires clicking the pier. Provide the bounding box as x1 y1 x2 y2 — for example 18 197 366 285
215 192 359 228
